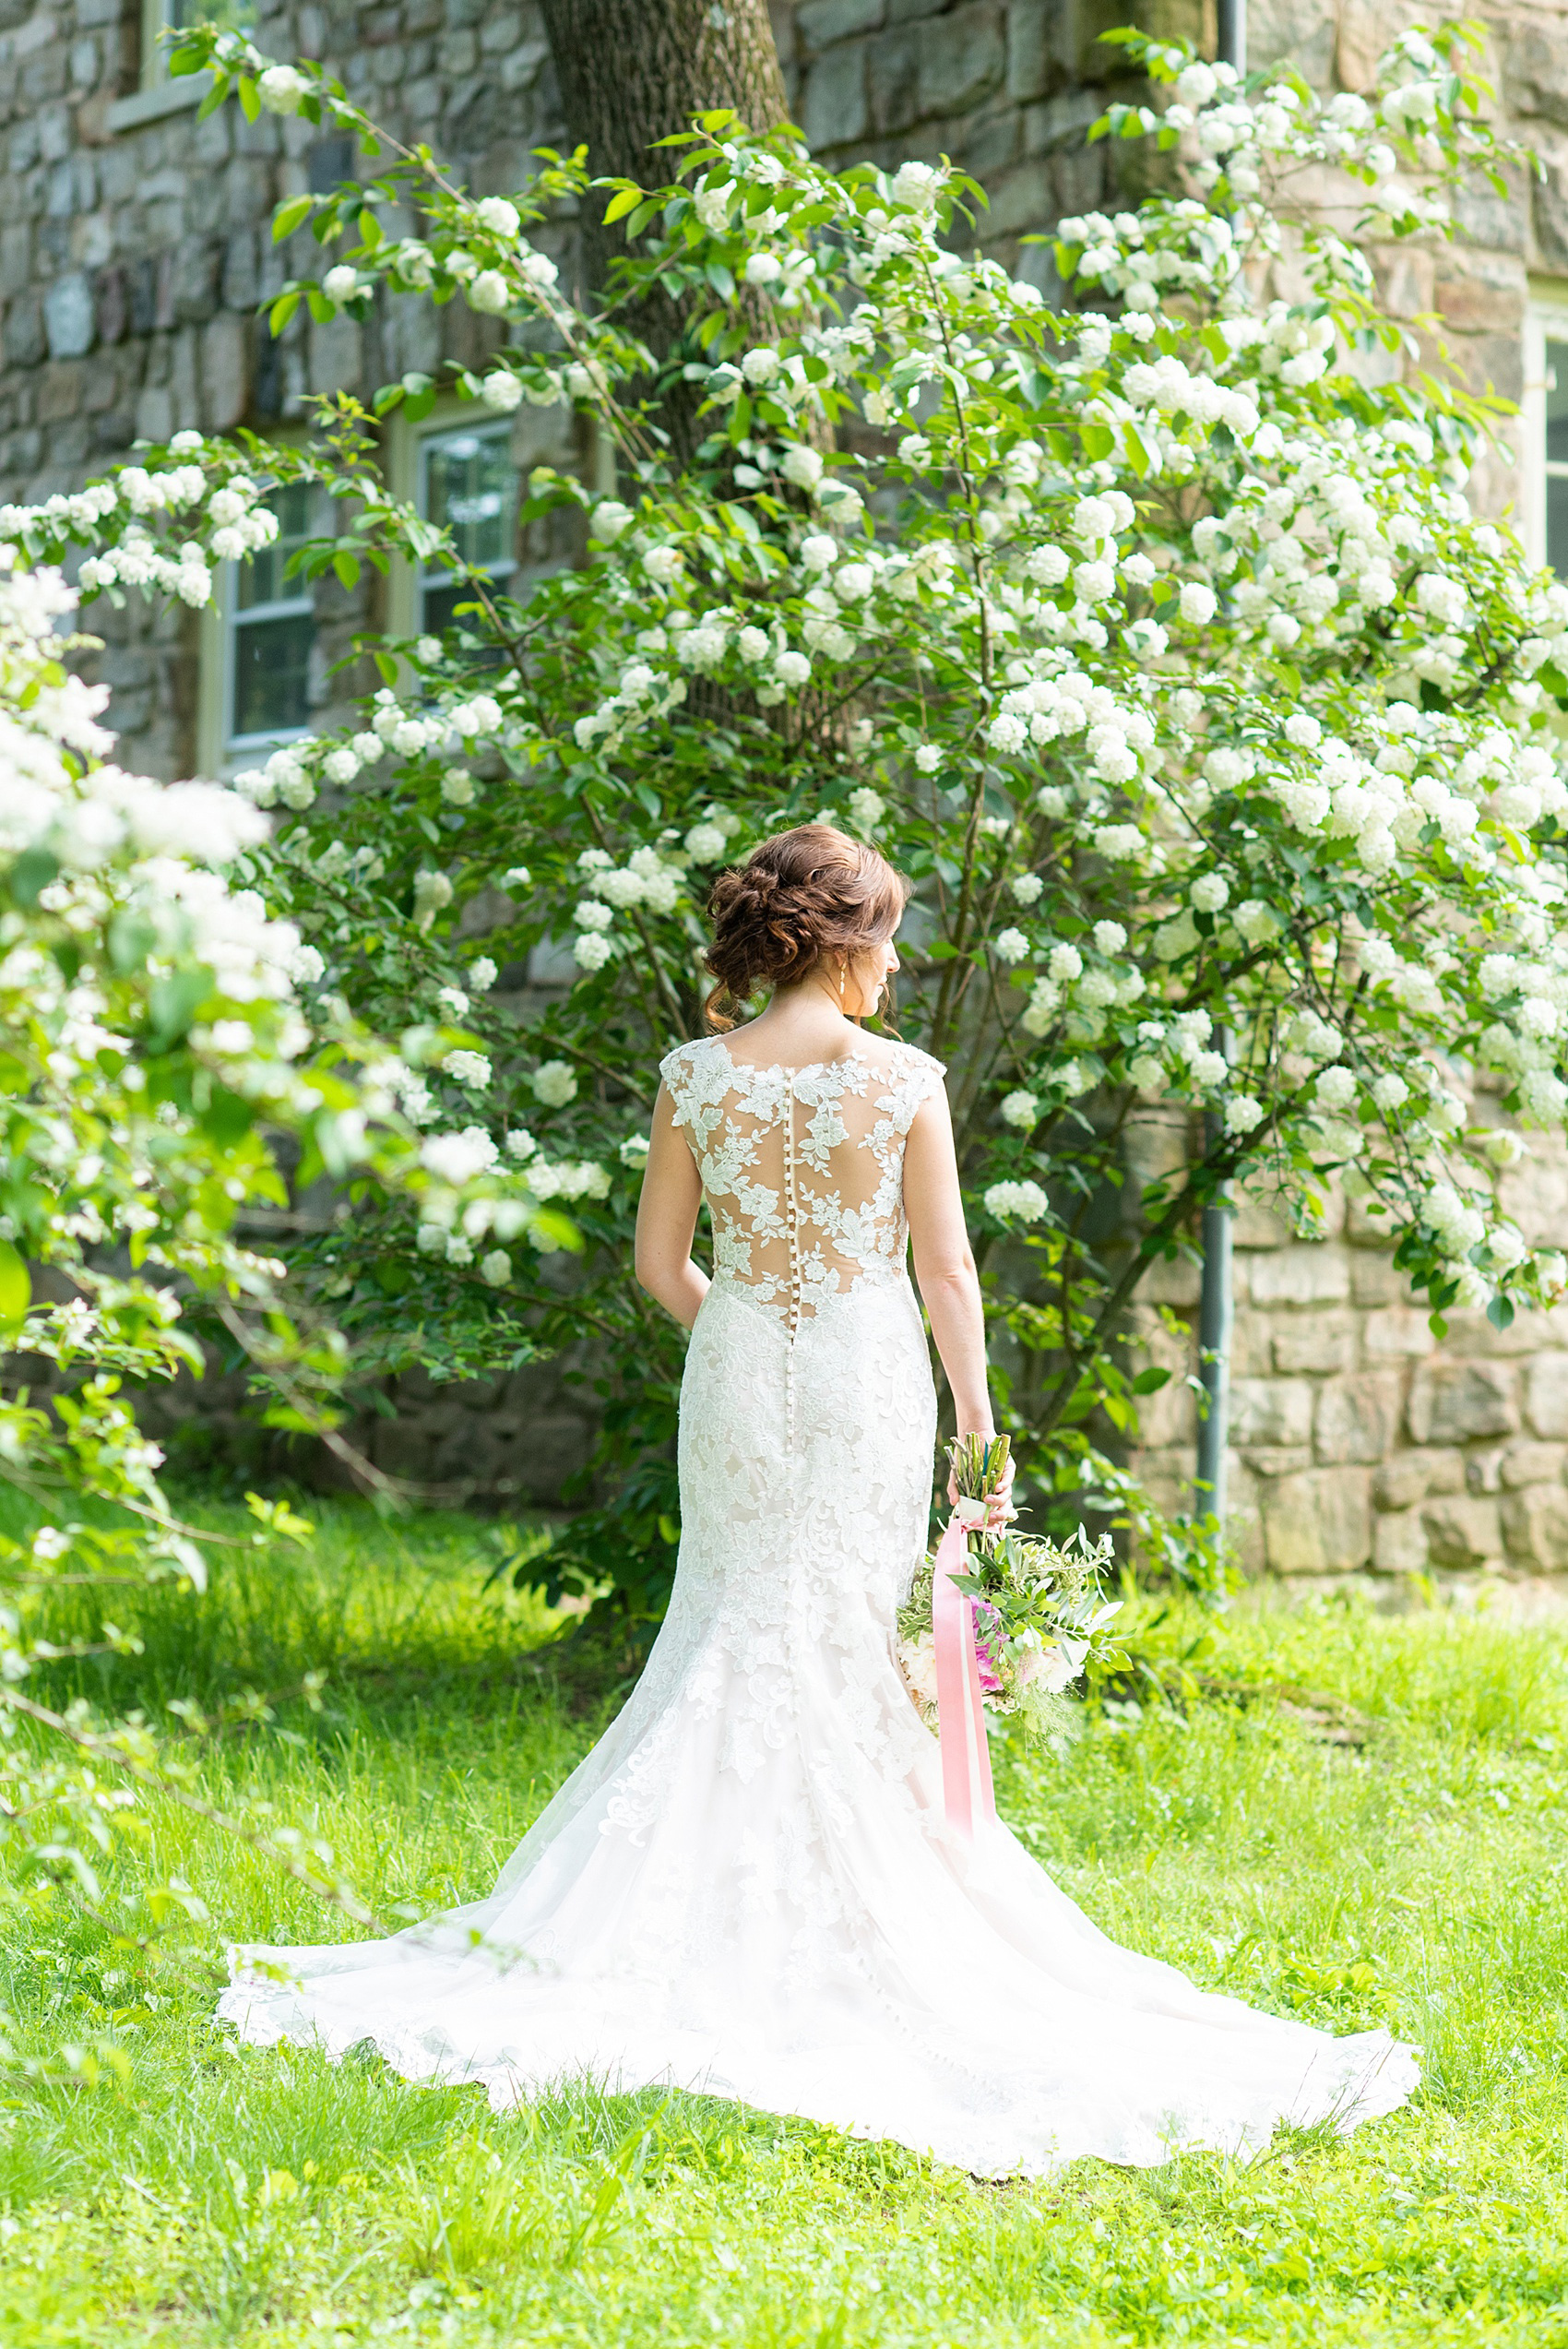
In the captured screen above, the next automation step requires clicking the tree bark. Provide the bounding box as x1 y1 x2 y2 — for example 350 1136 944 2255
541 0 790 310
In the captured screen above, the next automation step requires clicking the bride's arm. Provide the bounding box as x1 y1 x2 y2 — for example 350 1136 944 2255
904 1086 997 1445
634 1082 709 1329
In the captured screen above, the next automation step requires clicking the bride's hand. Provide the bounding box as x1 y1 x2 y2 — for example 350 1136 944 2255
947 1438 1016 1528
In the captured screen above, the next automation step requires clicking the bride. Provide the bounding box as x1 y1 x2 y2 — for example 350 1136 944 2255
220 822 1418 2176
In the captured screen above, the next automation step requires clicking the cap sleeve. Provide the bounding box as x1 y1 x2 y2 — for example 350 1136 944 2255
658 1039 702 1129
888 1045 947 1135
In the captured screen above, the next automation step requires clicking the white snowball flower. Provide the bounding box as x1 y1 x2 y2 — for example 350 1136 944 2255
800 534 838 572
847 786 884 833
591 500 633 542
1233 900 1279 943
441 769 477 808
1094 825 1143 860
1285 712 1323 748
1224 1094 1265 1135
420 1126 500 1185
1093 920 1126 954
915 744 944 774
1482 1128 1526 1168
531 1060 578 1107
1000 1090 1039 1129
468 270 513 315
1179 581 1218 627
775 650 812 687
1189 1050 1229 1087
413 870 454 928
984 1179 1050 1222
1047 943 1083 984
480 1248 512 1287
643 546 683 585
257 64 307 112
619 1133 650 1168
1011 874 1045 905
993 928 1030 965
1190 873 1229 913
780 446 824 490
443 1049 492 1090
323 265 360 304
469 957 498 993
476 196 521 240
1370 1073 1409 1114
684 821 728 863
1314 1065 1358 1110
481 372 524 412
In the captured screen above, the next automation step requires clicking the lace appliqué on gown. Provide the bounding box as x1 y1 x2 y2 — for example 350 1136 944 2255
218 1036 1419 2177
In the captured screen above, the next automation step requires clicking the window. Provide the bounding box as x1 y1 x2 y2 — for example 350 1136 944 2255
139 0 255 90
1525 293 1568 578
417 424 519 636
223 483 317 755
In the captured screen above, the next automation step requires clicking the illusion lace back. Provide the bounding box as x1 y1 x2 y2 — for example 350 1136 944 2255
219 1035 1419 2176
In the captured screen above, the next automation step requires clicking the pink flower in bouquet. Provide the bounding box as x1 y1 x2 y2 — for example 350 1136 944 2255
970 1600 1006 1693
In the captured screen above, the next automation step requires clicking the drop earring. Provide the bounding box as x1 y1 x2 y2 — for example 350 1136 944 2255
837 960 847 1003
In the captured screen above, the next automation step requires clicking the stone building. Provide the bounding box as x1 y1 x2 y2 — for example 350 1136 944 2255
5 0 1568 1587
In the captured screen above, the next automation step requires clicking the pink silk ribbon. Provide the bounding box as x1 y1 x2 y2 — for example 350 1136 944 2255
931 1510 996 1842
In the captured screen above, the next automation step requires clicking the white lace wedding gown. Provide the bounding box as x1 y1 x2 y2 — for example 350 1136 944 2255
220 1034 1419 2175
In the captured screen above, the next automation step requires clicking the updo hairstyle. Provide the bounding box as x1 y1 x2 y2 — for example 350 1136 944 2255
703 824 910 1031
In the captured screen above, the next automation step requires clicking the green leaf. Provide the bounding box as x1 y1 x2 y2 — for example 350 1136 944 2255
107 911 157 975
358 208 383 249
147 964 214 1050
602 185 644 224
333 549 362 590
374 650 399 686
0 1240 30 1333
238 73 260 122
273 196 315 243
8 849 58 908
527 1207 584 1255
1131 1366 1172 1395
1487 1294 1515 1331
1080 423 1114 460
267 288 303 337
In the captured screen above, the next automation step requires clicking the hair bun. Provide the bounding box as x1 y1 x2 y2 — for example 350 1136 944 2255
701 821 909 1030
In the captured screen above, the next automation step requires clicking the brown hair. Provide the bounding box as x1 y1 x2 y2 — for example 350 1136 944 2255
703 823 910 1031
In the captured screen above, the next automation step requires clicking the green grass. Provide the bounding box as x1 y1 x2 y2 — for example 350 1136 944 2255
2 1489 1568 2345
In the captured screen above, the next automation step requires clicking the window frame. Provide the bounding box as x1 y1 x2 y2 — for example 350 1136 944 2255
1523 285 1568 575
386 404 522 645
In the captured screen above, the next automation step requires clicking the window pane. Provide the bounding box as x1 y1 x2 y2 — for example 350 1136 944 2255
1549 471 1568 583
170 0 255 31
421 578 493 638
232 613 313 739
238 483 315 612
1549 341 1568 470
424 432 517 575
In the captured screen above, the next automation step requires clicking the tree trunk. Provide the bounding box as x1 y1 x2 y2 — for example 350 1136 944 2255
541 0 790 309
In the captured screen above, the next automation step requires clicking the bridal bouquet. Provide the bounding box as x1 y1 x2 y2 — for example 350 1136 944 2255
897 1435 1122 1740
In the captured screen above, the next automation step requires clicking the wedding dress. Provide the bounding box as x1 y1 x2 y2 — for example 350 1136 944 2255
219 1034 1419 2175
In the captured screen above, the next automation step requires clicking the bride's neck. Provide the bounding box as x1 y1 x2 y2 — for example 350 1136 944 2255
733 981 863 1057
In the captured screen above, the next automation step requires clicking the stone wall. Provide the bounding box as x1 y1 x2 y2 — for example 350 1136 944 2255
1125 1102 1568 1597
6 0 1568 1546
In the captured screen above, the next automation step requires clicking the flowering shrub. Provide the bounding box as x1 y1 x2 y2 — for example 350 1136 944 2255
9 16 1566 1596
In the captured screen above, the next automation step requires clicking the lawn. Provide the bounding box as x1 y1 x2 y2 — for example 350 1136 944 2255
1 1487 1567 2346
